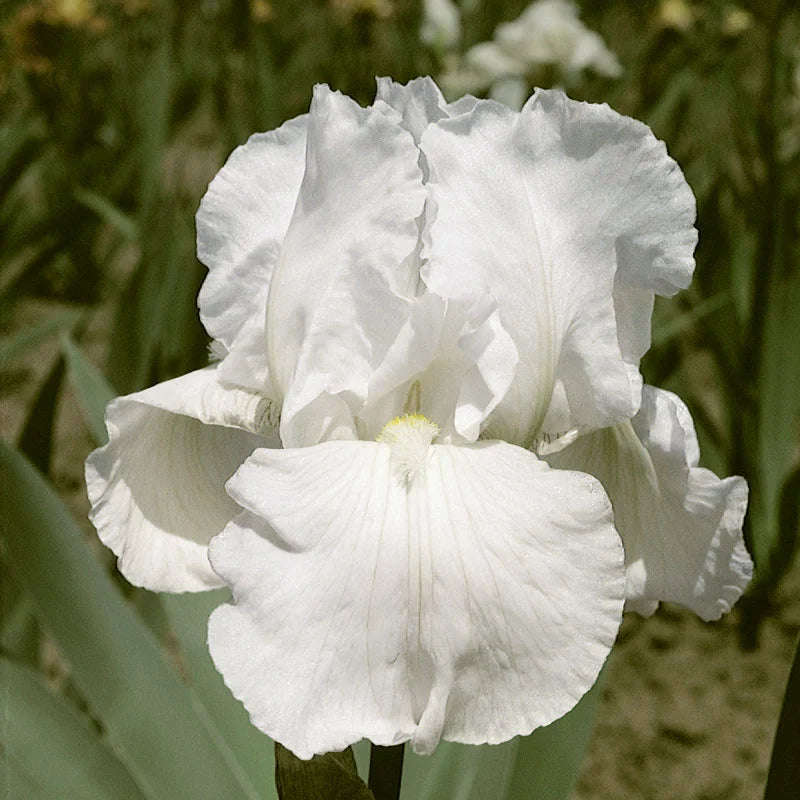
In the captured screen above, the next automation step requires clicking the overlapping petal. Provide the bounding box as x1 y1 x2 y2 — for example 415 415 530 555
208 438 624 759
546 386 751 620
358 293 518 442
375 76 480 142
420 89 696 448
197 115 308 351
265 86 427 446
85 367 280 593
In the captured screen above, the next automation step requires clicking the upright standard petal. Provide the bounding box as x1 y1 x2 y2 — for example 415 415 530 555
546 386 752 620
86 367 280 593
266 86 427 446
375 76 449 143
197 115 308 351
374 77 481 144
208 435 624 759
420 90 696 448
527 91 695 367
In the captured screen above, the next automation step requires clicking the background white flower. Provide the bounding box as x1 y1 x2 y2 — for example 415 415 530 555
439 0 622 109
86 76 751 760
420 0 461 52
494 0 621 78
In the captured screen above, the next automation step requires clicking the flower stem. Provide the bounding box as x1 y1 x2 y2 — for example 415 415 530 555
368 744 405 800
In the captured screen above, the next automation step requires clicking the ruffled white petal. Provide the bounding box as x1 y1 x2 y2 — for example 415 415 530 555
452 296 519 440
375 76 449 143
374 77 482 143
197 116 307 352
358 293 518 443
85 367 279 593
208 438 624 758
265 86 427 446
420 89 696 447
545 386 752 620
215 312 272 394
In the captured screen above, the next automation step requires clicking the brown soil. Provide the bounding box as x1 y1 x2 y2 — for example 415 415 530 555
575 579 798 800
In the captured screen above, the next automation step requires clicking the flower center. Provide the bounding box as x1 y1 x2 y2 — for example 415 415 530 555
376 413 439 483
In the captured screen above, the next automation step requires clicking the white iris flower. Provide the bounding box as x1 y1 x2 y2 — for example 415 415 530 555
86 77 752 760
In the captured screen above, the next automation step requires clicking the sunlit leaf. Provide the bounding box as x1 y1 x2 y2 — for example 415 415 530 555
161 590 278 798
60 334 116 446
348 740 369 782
0 587 40 667
645 67 695 136
402 741 515 800
73 187 138 241
757 265 800 567
107 207 206 394
0 657 146 800
0 309 82 370
0 238 60 314
650 293 731 349
136 14 173 219
505 665 608 798
16 354 66 475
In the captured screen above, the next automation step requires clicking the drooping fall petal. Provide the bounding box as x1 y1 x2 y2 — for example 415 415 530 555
546 386 751 620
86 367 279 592
208 436 624 758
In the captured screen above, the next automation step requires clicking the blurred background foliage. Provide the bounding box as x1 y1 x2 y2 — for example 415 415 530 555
1 0 799 798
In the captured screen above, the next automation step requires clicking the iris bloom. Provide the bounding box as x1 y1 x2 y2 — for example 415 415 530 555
86 77 751 759
440 0 621 110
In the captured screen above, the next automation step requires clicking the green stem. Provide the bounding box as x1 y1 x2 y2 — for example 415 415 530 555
368 744 405 800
